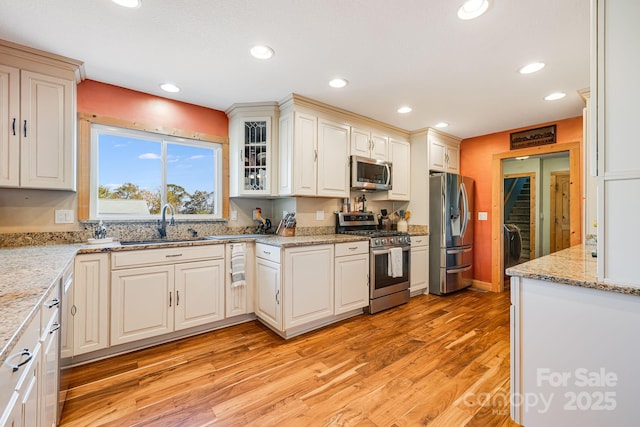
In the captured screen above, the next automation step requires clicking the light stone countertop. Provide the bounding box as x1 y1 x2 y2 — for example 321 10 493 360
0 244 82 363
0 233 370 362
506 244 640 296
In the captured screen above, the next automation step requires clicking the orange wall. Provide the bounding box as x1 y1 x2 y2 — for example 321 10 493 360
460 116 583 284
77 79 228 136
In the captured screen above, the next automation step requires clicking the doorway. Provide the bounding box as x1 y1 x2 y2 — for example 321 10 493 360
503 172 536 263
550 171 571 253
490 141 581 292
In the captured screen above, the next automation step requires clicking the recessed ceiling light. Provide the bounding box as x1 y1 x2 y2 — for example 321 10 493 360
544 92 566 101
160 83 180 93
519 62 546 74
112 0 141 8
250 45 274 60
458 0 489 20
435 122 449 128
329 78 348 88
397 106 412 114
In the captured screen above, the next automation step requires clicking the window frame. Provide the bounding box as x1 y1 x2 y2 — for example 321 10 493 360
77 113 229 221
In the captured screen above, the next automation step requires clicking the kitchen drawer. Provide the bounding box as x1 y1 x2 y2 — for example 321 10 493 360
40 281 61 337
255 243 281 263
0 306 41 406
112 245 224 269
411 235 429 247
335 241 369 257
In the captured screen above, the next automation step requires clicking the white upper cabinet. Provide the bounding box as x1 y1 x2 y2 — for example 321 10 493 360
0 41 81 191
427 128 460 173
226 103 279 197
278 97 350 198
368 135 411 201
351 126 388 161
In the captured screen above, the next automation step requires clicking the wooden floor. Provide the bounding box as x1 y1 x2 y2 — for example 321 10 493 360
59 289 520 427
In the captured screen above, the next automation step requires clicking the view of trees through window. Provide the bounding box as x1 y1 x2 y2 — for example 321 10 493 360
92 125 221 217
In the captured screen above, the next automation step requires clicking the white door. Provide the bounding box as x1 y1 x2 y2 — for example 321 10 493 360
255 258 282 330
350 127 371 157
389 138 410 200
20 70 74 190
293 112 317 195
111 265 174 345
74 254 109 355
428 136 446 172
317 119 350 197
370 132 388 161
174 260 225 330
0 64 19 187
334 253 369 314
410 244 429 293
284 245 334 328
445 143 459 173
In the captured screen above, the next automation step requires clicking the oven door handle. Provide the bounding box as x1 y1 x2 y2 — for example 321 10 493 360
371 246 410 256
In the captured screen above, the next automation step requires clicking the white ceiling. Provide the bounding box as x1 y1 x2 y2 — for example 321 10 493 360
0 0 590 139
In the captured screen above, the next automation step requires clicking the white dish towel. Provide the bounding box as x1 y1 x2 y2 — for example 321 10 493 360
388 247 403 278
231 243 246 287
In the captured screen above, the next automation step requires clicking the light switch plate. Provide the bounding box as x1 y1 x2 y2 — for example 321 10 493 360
316 210 325 221
55 209 74 224
478 211 488 221
230 210 238 221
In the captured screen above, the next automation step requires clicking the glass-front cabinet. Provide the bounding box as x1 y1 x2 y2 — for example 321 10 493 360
242 119 269 192
226 103 278 197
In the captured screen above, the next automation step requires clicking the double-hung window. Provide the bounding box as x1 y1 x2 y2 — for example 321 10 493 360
90 124 222 219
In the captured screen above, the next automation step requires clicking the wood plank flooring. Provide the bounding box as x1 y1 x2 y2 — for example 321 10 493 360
59 289 520 427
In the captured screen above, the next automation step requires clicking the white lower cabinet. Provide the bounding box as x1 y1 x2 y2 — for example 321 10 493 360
334 241 369 314
410 235 429 295
255 243 282 330
256 242 371 338
110 246 225 346
1 278 62 427
225 243 254 318
283 244 334 329
73 253 109 355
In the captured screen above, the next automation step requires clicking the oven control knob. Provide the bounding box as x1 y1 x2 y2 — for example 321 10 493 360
374 238 380 246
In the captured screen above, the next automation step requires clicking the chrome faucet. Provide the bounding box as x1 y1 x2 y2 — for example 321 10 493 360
157 204 175 238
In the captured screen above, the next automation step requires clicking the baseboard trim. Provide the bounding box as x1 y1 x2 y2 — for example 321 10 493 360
471 280 495 292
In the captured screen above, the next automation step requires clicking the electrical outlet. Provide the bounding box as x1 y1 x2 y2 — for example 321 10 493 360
478 212 488 221
316 210 325 221
253 209 258 220
55 209 74 224
230 210 238 221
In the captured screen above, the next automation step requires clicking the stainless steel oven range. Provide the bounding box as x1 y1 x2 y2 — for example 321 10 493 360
336 212 411 313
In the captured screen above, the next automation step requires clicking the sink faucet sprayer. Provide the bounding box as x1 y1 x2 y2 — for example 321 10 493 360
157 204 175 238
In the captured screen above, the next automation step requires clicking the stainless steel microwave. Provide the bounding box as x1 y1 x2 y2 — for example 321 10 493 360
350 156 392 191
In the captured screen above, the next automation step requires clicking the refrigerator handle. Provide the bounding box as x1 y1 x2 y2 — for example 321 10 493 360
460 182 469 239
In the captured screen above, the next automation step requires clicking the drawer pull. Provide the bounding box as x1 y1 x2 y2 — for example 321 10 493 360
49 322 61 334
45 298 60 309
165 254 183 258
263 250 271 255
5 349 33 372
348 246 358 250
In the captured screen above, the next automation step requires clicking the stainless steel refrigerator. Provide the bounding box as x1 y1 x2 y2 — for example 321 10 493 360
429 172 474 295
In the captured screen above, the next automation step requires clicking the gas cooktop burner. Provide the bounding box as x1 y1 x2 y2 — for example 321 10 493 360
336 212 411 248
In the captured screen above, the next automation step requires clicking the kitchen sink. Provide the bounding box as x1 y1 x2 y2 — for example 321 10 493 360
119 237 211 246
206 234 266 240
